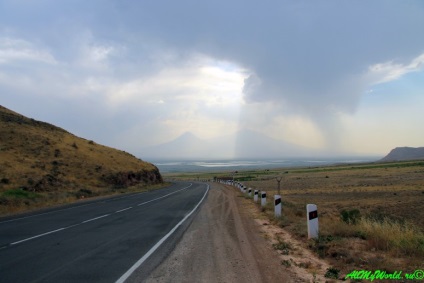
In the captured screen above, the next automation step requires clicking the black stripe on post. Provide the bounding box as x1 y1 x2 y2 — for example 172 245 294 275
261 193 266 198
275 198 281 206
308 210 318 220
254 191 258 195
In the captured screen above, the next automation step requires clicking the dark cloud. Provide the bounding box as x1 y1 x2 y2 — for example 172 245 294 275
104 1 424 117
1 0 424 153
3 1 423 106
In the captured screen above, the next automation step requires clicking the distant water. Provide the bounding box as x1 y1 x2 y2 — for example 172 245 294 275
149 157 378 173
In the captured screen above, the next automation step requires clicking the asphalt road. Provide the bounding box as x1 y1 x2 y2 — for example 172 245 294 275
0 182 208 283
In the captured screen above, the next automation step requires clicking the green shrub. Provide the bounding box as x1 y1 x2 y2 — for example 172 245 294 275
340 209 361 224
324 267 340 279
2 188 39 199
281 260 291 267
273 238 292 252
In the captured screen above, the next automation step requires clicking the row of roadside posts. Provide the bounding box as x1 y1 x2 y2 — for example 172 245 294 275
216 179 319 239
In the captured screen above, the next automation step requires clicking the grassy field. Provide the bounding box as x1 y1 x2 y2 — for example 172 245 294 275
165 160 424 275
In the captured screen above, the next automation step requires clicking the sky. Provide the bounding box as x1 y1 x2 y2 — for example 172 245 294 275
1 0 424 159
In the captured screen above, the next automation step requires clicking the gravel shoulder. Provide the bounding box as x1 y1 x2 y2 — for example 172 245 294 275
145 182 292 283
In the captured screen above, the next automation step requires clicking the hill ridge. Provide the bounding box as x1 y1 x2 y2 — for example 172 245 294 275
0 105 162 214
380 146 424 162
0 105 67 134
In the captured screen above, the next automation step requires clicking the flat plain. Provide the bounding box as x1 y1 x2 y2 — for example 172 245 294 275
165 160 424 278
243 161 424 229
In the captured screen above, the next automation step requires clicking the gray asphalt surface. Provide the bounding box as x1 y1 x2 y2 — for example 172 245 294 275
0 182 208 283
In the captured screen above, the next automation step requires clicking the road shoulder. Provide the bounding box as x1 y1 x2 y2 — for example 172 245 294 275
145 182 292 283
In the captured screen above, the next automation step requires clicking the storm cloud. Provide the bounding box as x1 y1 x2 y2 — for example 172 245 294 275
1 0 424 156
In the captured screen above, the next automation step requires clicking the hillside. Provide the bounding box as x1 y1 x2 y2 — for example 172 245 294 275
380 146 424 162
0 105 162 214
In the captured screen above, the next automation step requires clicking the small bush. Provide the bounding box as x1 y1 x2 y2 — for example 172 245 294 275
0 178 9 184
324 267 340 279
281 260 291 267
340 209 361 224
273 238 292 255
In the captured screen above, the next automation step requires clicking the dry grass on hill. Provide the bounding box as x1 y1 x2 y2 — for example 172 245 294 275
0 105 162 215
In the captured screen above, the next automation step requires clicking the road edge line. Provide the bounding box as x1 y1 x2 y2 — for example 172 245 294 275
115 183 210 283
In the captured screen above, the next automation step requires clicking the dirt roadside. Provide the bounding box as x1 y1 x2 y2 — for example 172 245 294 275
145 183 298 283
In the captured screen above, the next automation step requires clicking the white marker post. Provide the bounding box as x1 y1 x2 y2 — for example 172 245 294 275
274 195 282 217
306 204 319 239
254 190 258 202
248 188 252 196
261 191 267 207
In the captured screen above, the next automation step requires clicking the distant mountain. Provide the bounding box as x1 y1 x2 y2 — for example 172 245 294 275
230 129 315 159
380 147 424 162
139 129 317 159
141 132 211 159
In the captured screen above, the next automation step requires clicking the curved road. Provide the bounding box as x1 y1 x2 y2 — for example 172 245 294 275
0 182 208 283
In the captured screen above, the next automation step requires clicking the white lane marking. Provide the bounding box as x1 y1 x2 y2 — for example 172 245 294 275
116 207 133 213
11 227 66 245
115 184 209 283
137 183 192 206
0 204 92 224
3 183 193 247
0 191 149 224
82 214 110 223
7 213 111 247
